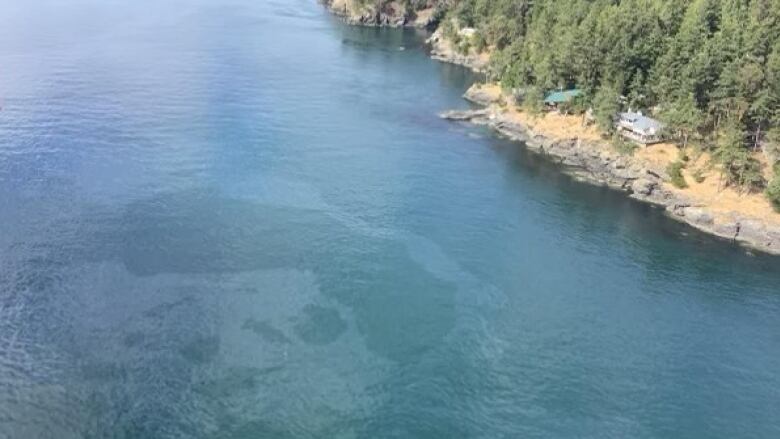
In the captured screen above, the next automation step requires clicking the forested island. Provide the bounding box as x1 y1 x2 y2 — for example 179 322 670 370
445 0 779 197
325 0 780 253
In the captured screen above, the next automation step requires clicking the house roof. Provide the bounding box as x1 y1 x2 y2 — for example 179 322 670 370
619 111 664 134
544 89 582 104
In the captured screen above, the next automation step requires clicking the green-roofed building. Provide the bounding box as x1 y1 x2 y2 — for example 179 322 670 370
543 89 583 111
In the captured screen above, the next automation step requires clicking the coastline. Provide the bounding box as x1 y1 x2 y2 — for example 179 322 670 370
443 85 780 255
426 27 490 73
323 4 780 256
322 0 437 28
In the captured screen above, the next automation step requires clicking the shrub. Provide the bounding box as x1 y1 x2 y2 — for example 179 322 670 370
612 133 637 156
458 39 471 55
692 168 706 183
523 86 544 116
667 160 688 189
473 32 487 53
766 176 780 213
442 20 460 44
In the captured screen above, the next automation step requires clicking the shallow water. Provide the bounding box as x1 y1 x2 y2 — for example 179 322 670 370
1 0 779 438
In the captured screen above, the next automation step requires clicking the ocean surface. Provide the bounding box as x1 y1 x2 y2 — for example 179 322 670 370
1 0 779 438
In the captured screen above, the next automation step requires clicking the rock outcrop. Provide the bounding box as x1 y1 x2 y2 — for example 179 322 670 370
323 0 437 28
323 1 488 70
442 89 780 255
427 27 490 73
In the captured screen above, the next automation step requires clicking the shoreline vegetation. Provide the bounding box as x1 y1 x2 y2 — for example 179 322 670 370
323 0 780 255
444 84 780 254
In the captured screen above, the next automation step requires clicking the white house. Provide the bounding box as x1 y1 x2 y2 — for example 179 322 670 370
617 111 665 144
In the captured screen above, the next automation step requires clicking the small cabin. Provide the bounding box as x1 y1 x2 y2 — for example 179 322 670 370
617 111 665 144
543 89 583 111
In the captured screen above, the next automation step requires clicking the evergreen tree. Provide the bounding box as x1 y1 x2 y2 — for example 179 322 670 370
592 86 621 135
433 0 780 200
660 93 704 148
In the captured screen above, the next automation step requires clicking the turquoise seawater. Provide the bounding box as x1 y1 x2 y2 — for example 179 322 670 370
1 0 779 437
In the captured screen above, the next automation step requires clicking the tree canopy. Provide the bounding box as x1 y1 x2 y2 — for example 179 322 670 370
430 0 779 192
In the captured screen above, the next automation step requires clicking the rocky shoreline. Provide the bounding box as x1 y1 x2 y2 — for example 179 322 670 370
442 87 780 255
426 27 490 73
322 1 488 71
322 2 780 255
322 0 437 28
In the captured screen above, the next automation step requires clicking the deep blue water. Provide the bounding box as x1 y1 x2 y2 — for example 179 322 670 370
1 1 779 438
